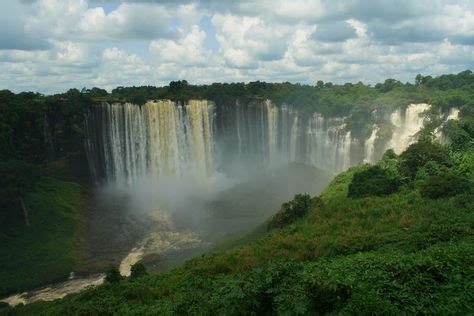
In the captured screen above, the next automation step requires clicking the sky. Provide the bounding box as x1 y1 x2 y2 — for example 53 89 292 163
1 0 473 94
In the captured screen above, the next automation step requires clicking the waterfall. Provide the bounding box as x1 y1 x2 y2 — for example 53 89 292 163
435 107 460 142
364 126 378 163
219 100 301 165
86 100 441 184
304 114 352 173
266 100 279 161
86 100 215 185
386 103 430 154
447 108 460 120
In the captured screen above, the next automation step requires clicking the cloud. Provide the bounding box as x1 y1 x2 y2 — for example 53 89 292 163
0 0 473 93
312 21 357 42
212 13 292 68
0 1 50 50
149 25 211 66
79 3 178 40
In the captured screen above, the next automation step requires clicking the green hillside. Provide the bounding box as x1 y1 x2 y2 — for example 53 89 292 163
0 178 84 296
11 119 473 315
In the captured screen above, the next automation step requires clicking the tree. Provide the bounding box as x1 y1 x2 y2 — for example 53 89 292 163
268 194 319 229
130 94 147 105
443 120 474 151
415 74 423 86
105 267 123 283
420 173 471 199
375 79 402 92
0 160 42 226
130 262 147 279
348 166 401 198
399 140 452 179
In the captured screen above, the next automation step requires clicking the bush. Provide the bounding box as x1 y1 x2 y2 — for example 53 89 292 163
382 148 397 160
268 194 318 229
105 267 123 283
420 173 471 199
415 160 443 180
399 140 451 178
130 262 147 279
348 166 401 198
443 120 474 151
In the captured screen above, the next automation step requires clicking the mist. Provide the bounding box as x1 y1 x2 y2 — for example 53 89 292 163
91 154 332 273
83 100 431 273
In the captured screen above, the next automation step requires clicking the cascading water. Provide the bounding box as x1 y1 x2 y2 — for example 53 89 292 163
86 100 447 183
447 108 460 121
435 107 460 142
304 114 352 173
364 126 378 163
85 100 215 185
387 103 430 154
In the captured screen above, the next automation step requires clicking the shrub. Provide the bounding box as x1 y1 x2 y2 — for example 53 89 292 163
450 149 474 178
268 194 319 229
382 148 397 160
443 120 474 151
130 262 147 279
348 166 401 198
105 267 123 283
399 140 451 178
420 173 471 199
415 160 443 181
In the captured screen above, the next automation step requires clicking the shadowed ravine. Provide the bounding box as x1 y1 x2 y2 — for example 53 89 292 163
1 162 332 306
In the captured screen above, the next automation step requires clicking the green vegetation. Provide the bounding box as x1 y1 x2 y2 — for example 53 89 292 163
399 140 452 179
347 165 401 197
0 160 42 227
130 262 148 280
11 117 473 314
268 194 318 229
0 178 83 296
105 268 124 284
420 173 471 199
0 70 473 313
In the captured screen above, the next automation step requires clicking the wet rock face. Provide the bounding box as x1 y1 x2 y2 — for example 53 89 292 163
86 100 386 186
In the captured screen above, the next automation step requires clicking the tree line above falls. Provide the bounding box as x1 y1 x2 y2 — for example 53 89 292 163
1 70 473 167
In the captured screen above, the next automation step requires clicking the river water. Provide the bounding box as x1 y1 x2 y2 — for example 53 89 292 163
1 212 202 307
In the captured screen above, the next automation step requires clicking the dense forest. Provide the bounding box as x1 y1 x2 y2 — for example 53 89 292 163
0 70 473 313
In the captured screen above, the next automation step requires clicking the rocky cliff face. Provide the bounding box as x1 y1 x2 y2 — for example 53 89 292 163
85 100 446 185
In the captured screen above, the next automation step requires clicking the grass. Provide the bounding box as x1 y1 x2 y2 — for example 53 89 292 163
0 178 83 296
10 160 474 315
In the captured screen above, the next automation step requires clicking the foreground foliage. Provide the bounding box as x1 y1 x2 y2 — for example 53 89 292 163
267 194 317 229
0 178 83 296
347 165 401 197
10 130 474 315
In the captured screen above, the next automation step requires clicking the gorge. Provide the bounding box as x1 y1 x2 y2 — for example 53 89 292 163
2 100 444 307
1 71 472 314
85 100 436 186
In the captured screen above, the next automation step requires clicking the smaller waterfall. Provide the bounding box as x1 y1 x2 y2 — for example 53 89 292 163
266 100 279 161
305 114 352 173
364 126 378 163
447 108 460 121
435 107 460 142
387 103 430 154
